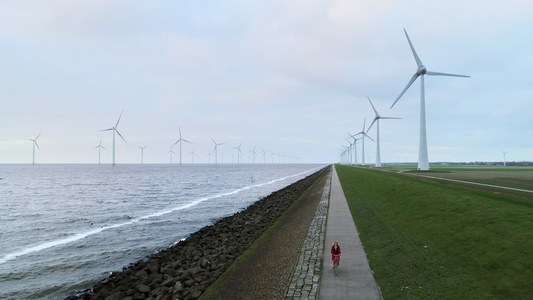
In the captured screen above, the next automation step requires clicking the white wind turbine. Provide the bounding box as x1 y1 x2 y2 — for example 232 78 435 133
93 138 107 165
391 29 470 170
172 127 192 166
367 97 400 167
137 145 148 165
28 131 42 165
501 150 508 167
233 141 243 165
249 146 257 164
211 138 224 165
347 132 359 165
355 118 374 165
101 111 127 167
168 147 176 164
260 148 268 164
190 148 196 164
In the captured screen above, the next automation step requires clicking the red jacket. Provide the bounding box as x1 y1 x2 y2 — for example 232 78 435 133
331 245 341 256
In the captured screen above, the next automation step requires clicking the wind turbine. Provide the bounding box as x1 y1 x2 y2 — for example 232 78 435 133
354 118 374 165
391 29 470 170
347 132 359 165
211 138 224 165
168 147 176 164
93 139 107 165
501 151 508 167
101 111 127 167
28 131 42 165
260 148 269 164
137 145 148 165
367 97 401 167
190 148 196 164
249 146 257 164
233 141 243 165
172 127 192 166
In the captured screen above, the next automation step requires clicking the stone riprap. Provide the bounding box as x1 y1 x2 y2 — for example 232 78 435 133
67 167 327 300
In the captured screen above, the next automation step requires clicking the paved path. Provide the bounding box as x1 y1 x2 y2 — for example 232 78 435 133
318 166 382 299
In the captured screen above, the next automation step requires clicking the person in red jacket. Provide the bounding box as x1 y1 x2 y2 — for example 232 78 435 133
331 241 341 268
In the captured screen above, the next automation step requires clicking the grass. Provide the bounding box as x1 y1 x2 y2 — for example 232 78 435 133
335 164 533 299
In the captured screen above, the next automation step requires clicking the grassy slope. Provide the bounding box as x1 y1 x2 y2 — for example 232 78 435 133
335 165 533 299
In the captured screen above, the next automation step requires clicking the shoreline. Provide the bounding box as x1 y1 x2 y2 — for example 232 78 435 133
67 166 328 300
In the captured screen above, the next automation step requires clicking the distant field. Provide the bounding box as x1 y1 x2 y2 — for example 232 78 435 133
382 165 533 196
335 164 533 299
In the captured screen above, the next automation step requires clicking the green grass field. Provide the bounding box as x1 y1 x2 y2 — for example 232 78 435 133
335 164 533 299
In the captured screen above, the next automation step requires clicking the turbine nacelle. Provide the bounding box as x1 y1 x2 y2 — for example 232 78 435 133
417 66 427 75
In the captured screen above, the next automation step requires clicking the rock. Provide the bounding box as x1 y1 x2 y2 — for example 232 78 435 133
173 281 184 293
137 284 151 294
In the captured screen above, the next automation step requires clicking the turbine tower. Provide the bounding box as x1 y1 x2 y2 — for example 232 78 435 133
367 97 400 167
391 29 470 170
137 145 148 165
101 111 127 167
28 131 42 165
172 127 192 166
93 138 107 165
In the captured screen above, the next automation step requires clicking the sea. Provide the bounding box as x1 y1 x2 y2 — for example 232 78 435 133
0 163 325 299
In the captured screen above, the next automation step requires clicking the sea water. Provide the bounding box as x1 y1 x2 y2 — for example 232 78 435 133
0 163 325 299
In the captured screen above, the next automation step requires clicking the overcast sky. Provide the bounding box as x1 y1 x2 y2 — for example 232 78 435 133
1 1 531 164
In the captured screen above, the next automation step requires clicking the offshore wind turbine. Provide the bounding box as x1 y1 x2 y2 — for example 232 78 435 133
233 141 243 165
367 97 401 167
391 29 470 170
137 145 148 165
93 139 107 165
249 146 257 164
260 148 268 164
211 138 224 165
28 131 42 165
168 147 176 164
101 111 127 167
172 127 192 166
190 148 196 164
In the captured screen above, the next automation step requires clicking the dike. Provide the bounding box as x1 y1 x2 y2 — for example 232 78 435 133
66 166 328 300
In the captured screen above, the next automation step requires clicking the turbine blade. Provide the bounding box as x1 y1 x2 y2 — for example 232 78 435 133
35 131 43 140
116 129 127 145
367 118 378 133
182 139 193 144
35 141 40 150
100 128 114 132
367 96 379 116
380 117 402 120
426 71 470 78
363 133 375 142
404 29 423 68
391 73 419 108
115 110 124 128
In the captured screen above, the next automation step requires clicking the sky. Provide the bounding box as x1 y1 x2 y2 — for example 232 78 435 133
0 0 532 164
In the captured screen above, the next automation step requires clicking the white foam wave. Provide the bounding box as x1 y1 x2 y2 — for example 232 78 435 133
0 167 319 265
